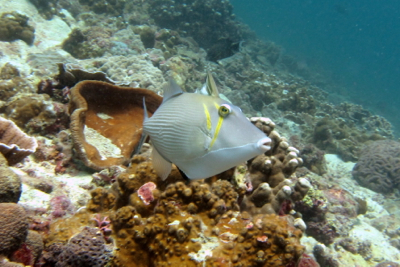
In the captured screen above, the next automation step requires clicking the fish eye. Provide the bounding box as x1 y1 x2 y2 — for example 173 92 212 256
218 104 231 117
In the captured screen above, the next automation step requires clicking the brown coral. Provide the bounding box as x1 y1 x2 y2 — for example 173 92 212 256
0 203 28 256
110 179 304 267
0 116 38 165
69 80 162 170
0 12 35 45
0 153 21 203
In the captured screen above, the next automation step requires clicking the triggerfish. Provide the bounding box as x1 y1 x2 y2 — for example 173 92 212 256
142 73 272 180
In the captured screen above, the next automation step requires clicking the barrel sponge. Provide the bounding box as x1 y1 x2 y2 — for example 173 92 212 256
0 203 28 255
352 140 400 194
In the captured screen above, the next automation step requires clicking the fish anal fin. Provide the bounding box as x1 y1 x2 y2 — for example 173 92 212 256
151 147 172 180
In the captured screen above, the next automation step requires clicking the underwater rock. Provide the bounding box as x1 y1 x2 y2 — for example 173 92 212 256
352 140 400 194
0 153 22 203
0 12 35 45
0 117 38 165
69 80 162 170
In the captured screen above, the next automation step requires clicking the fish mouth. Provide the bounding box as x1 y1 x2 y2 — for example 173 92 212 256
257 137 272 153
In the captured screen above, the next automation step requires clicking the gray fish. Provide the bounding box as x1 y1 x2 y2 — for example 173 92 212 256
143 73 271 180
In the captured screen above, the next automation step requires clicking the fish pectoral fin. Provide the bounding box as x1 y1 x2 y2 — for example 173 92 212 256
151 147 172 180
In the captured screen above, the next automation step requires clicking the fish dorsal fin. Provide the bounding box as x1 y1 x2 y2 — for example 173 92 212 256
162 78 184 103
151 146 172 180
206 72 220 98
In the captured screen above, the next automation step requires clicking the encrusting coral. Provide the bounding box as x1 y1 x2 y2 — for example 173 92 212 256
69 80 162 170
352 140 400 194
0 117 38 165
109 162 305 267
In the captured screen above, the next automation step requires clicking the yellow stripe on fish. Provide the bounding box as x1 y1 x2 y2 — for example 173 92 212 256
142 77 271 180
208 103 225 150
203 103 212 131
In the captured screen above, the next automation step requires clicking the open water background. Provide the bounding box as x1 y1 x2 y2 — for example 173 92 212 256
230 0 400 134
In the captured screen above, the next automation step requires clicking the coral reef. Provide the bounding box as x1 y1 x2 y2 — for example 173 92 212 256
147 0 243 61
0 12 35 45
0 0 399 265
69 80 162 170
0 203 29 256
0 117 38 165
0 153 22 202
78 0 127 16
352 140 400 194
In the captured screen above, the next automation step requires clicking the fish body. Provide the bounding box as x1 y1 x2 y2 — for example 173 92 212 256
143 75 271 180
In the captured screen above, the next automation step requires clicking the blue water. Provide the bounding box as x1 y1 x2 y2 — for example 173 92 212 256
230 0 400 133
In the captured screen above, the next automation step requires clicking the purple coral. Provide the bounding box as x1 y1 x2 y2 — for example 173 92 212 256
352 140 400 194
138 182 157 205
92 214 112 241
49 195 74 219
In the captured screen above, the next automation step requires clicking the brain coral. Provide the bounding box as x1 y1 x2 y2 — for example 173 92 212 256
352 140 400 194
0 203 28 255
